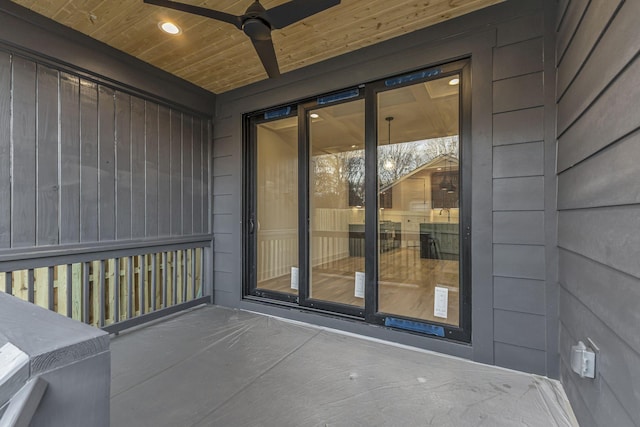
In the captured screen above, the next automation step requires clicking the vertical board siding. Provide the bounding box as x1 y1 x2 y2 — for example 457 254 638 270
11 56 37 248
0 53 211 251
145 102 159 237
202 122 210 233
0 52 11 248
157 106 171 236
36 65 60 246
80 79 99 242
98 86 116 241
192 119 203 234
60 73 81 244
130 97 146 239
182 116 193 235
557 0 639 425
115 91 132 240
170 111 182 235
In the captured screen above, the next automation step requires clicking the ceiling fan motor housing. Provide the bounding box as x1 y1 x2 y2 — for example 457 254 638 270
243 18 272 40
242 1 272 40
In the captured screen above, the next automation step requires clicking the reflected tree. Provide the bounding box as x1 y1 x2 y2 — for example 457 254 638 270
312 136 459 207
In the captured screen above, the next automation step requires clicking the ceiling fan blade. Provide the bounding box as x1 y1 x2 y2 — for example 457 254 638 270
250 37 281 78
144 0 242 29
265 0 341 29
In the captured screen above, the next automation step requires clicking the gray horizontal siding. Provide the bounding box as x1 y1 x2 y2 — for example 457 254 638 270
557 54 640 172
491 12 549 376
494 309 546 350
559 250 640 354
493 107 544 146
493 244 545 280
560 358 635 427
492 211 544 245
494 342 546 375
213 155 235 177
558 207 640 279
558 130 640 210
493 177 544 211
496 12 543 47
0 52 211 251
556 1 620 98
493 72 544 113
556 0 640 425
556 0 588 61
213 233 234 254
559 288 640 426
212 111 236 302
557 0 640 134
493 276 545 315
493 141 543 178
493 37 543 81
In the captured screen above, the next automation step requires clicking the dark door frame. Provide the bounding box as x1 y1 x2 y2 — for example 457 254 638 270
243 58 472 342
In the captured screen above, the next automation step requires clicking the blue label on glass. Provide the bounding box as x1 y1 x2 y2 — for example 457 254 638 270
384 317 445 337
264 106 292 120
385 68 442 87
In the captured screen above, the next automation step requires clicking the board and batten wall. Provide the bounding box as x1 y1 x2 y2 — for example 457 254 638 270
214 0 559 376
0 51 210 249
556 0 640 425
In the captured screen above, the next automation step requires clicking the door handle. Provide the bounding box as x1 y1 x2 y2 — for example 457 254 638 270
249 218 255 234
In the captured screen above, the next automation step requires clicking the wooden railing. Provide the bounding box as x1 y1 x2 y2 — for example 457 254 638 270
0 237 212 333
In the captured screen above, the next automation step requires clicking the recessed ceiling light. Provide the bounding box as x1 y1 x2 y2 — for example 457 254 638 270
437 167 443 171
448 78 460 86
310 113 319 119
351 144 357 148
159 22 181 35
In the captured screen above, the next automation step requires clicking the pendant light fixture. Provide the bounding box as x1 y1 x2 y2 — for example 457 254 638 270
383 116 395 171
440 158 449 191
447 168 457 194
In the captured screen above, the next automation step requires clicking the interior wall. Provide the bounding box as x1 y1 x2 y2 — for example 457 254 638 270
214 0 558 376
556 0 640 425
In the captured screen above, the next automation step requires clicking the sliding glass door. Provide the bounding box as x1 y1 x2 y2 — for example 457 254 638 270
246 111 299 302
245 59 470 341
375 73 463 329
304 98 366 314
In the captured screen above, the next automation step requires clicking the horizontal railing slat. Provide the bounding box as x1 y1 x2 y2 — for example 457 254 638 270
0 235 212 271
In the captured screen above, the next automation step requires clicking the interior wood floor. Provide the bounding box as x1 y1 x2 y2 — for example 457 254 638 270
257 247 460 326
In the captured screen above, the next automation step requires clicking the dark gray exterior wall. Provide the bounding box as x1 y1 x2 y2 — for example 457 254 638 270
0 4 215 254
214 0 559 376
556 0 640 425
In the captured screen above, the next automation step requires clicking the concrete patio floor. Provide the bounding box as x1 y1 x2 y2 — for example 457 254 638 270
110 305 577 426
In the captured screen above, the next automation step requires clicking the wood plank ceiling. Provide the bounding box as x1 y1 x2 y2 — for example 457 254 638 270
10 0 504 94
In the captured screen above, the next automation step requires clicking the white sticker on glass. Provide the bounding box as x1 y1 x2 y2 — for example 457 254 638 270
354 272 365 298
434 286 448 318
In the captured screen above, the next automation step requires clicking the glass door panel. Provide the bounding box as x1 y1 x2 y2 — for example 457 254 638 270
376 74 461 326
308 100 365 307
255 116 298 296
